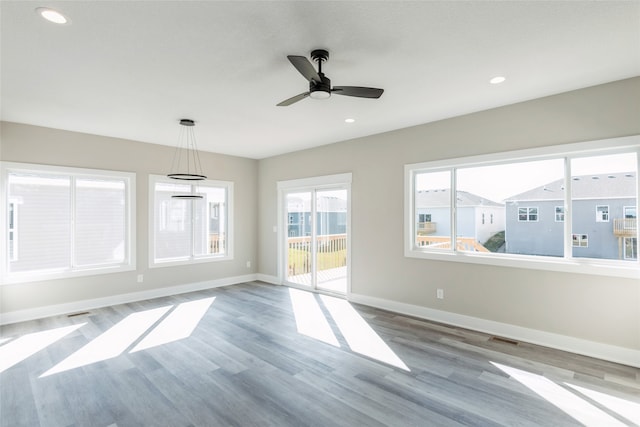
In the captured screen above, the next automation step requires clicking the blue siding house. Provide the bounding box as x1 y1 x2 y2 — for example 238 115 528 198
505 172 637 260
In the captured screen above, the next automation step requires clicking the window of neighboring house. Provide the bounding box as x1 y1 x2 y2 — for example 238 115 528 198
624 237 637 260
596 205 609 222
150 175 233 267
1 162 135 283
624 206 637 219
405 135 640 278
418 213 432 222
518 207 539 222
572 234 588 247
490 213 494 224
482 213 485 225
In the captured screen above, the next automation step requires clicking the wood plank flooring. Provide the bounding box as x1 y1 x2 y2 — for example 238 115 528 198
1 281 639 427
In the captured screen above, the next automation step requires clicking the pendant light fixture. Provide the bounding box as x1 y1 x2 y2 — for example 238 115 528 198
168 119 207 199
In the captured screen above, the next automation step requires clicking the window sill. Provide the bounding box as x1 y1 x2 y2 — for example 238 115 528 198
404 248 640 279
150 254 232 269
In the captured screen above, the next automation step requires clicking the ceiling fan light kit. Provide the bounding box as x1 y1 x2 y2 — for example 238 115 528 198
277 49 384 106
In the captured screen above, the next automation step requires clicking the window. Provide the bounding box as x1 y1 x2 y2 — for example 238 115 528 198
596 205 609 222
624 238 637 260
481 213 485 225
414 170 451 250
1 163 135 283
518 207 538 222
418 213 432 223
572 234 588 247
624 206 636 219
150 175 233 266
405 135 640 278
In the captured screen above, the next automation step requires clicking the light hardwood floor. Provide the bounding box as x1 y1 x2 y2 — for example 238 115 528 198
1 281 639 426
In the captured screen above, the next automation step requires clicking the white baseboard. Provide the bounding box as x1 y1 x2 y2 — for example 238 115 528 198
0 274 258 325
255 274 280 285
349 292 640 369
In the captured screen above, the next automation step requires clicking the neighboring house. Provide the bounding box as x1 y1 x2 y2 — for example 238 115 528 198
287 195 347 237
505 172 637 260
415 189 505 245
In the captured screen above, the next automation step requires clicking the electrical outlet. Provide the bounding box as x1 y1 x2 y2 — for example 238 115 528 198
137 274 144 283
436 288 444 299
246 261 251 268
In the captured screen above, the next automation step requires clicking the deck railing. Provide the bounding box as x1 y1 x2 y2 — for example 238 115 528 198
288 234 347 276
416 236 489 252
613 218 637 237
209 233 224 254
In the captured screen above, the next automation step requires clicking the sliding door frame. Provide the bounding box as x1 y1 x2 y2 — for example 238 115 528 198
277 173 352 296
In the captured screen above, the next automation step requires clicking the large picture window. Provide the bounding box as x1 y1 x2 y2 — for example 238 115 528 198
405 136 640 277
1 163 135 283
150 175 233 266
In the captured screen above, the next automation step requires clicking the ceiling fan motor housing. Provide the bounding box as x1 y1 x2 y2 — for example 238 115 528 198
310 73 331 99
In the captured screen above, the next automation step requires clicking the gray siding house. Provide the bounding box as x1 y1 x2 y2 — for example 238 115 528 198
505 172 637 260
415 189 505 246
287 195 346 237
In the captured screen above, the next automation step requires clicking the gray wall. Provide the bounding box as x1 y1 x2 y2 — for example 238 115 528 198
258 77 640 351
1 122 258 313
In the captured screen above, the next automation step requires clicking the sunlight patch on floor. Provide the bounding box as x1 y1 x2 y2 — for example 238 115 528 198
289 288 340 347
130 297 215 352
566 383 640 426
491 362 627 427
0 324 85 373
320 295 410 371
41 306 171 377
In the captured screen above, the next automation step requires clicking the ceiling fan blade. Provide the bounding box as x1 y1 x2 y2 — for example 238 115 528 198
287 55 321 84
277 92 310 106
332 86 384 99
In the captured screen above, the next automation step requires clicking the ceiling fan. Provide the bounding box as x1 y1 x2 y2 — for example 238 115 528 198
277 49 384 106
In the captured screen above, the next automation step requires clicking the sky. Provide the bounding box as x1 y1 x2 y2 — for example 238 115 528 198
416 152 637 203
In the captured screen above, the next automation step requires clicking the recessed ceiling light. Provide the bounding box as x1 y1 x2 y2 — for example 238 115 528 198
345 118 355 123
489 76 506 85
36 7 70 24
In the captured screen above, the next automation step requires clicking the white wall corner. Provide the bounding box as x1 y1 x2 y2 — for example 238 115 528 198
348 292 640 369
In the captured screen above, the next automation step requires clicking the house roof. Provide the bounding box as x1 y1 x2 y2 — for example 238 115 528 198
2 2 639 159
416 189 503 208
505 172 637 201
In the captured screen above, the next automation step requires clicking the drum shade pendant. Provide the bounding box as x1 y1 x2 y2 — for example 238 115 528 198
168 119 207 199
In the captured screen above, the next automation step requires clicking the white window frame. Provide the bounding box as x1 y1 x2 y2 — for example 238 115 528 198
1 162 136 284
149 175 234 268
572 233 588 247
596 205 610 222
555 206 565 222
404 135 640 279
518 207 538 222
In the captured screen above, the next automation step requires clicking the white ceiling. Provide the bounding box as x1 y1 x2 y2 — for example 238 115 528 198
2 1 639 159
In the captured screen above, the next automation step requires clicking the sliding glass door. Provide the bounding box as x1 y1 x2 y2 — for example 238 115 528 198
282 179 349 295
